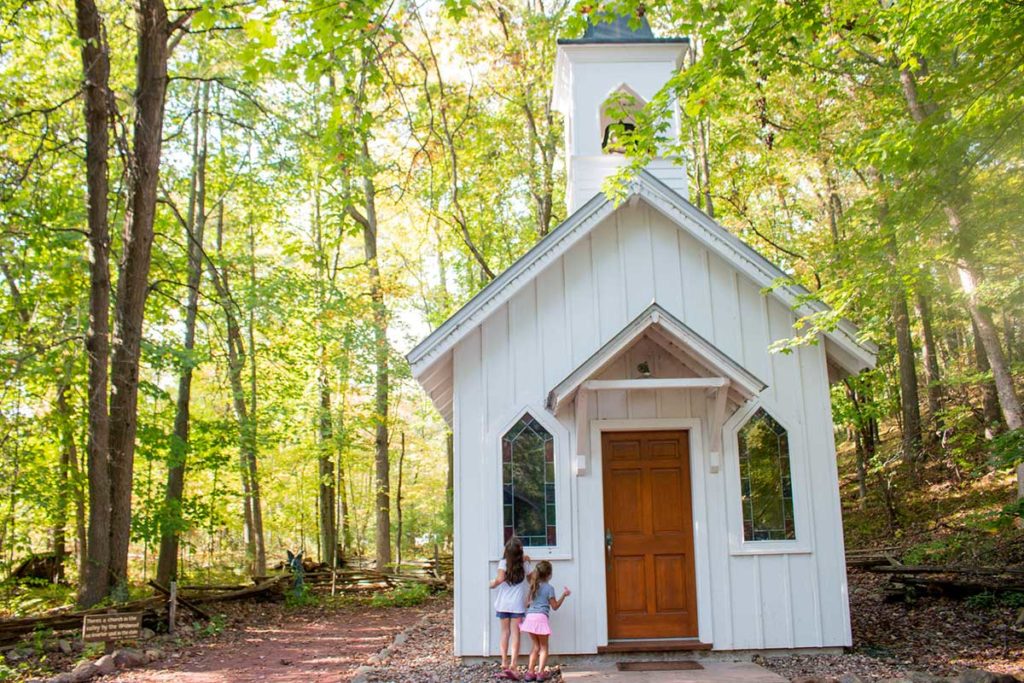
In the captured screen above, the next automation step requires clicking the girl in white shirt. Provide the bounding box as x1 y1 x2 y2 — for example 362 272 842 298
489 537 533 679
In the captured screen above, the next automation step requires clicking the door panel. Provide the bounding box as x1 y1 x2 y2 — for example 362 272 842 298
612 556 647 613
603 430 698 639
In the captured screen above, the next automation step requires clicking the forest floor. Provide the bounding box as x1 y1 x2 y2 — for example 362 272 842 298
102 595 444 683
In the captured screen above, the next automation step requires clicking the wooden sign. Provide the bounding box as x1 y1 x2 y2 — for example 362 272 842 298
82 612 143 643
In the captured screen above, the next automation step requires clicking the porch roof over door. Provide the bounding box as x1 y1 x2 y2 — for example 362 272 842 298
545 302 767 415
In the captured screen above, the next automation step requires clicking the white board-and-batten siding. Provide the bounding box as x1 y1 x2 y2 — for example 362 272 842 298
451 201 851 656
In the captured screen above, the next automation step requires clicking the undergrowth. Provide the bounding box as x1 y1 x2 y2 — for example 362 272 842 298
838 423 1024 567
369 583 431 608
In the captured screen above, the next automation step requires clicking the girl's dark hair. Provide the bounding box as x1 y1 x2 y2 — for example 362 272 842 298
503 537 526 585
528 560 553 603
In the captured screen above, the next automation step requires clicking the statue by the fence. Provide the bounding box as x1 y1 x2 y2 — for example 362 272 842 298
286 550 305 597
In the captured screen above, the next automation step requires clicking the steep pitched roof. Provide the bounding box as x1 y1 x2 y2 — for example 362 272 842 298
407 171 877 423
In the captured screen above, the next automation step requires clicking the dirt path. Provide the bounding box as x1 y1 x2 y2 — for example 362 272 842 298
107 600 436 683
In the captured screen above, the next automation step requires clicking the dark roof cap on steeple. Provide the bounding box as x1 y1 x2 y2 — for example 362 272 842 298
557 12 688 45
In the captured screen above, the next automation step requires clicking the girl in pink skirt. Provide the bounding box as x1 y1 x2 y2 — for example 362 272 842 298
519 561 571 681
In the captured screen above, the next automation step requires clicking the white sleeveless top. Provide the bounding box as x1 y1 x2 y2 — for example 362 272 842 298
494 559 533 614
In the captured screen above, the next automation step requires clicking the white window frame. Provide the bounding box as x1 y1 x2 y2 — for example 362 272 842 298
489 404 573 561
723 400 813 556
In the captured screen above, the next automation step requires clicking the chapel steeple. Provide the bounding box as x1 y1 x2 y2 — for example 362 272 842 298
553 12 689 212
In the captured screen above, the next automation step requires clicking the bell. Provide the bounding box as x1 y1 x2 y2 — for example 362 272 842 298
602 120 636 153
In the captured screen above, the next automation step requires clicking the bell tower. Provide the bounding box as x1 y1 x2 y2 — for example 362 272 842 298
553 13 689 212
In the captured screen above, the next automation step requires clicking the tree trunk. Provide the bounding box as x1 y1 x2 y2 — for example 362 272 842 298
898 67 1022 434
107 0 171 596
395 432 405 568
915 289 943 428
245 221 266 577
892 290 923 461
71 426 87 582
972 318 1002 433
75 0 113 608
349 141 392 570
53 382 76 584
445 431 454 549
960 260 1021 432
317 363 336 566
846 384 869 501
875 174 922 462
336 374 351 552
222 285 259 575
156 81 208 587
210 208 265 577
369 225 391 570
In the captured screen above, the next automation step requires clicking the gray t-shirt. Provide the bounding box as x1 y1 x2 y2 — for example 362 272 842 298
526 582 556 615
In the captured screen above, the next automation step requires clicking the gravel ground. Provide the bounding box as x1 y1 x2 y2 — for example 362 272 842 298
368 571 1023 683
364 595 518 683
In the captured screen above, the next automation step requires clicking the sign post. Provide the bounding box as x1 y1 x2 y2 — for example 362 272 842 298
168 580 177 635
82 611 143 654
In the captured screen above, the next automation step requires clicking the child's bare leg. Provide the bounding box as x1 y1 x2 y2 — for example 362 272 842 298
527 633 539 672
537 635 550 673
499 619 511 668
510 620 521 669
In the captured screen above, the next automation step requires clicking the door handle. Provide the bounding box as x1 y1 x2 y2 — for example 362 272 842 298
605 529 613 550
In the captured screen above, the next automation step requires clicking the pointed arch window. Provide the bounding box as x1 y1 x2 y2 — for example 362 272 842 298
738 408 795 541
502 413 556 547
600 85 646 154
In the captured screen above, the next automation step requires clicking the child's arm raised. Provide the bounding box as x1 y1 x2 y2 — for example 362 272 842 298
550 587 571 611
489 568 506 589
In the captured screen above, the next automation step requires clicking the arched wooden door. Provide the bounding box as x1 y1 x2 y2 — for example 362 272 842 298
602 430 698 640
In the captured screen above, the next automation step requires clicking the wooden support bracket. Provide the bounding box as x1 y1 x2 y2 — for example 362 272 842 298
708 380 731 474
574 389 591 475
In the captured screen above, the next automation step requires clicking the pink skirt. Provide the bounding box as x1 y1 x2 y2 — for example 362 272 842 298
519 612 551 635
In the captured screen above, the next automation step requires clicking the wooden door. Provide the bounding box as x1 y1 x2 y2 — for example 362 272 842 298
602 430 698 640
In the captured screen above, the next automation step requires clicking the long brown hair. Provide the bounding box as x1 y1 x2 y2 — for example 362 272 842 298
503 537 526 585
528 560 552 603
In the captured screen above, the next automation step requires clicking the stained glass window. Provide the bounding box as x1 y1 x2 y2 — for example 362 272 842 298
502 413 556 547
738 408 795 541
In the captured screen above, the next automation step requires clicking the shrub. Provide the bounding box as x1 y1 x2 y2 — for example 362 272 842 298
370 582 431 608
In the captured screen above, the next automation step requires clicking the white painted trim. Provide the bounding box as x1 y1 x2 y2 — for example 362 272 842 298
583 377 728 391
722 400 814 556
488 404 574 561
588 417 713 648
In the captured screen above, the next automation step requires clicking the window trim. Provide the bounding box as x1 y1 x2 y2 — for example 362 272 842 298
723 401 813 556
489 405 572 561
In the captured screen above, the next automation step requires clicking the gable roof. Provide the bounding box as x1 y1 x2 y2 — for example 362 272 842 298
546 302 767 414
407 171 877 422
